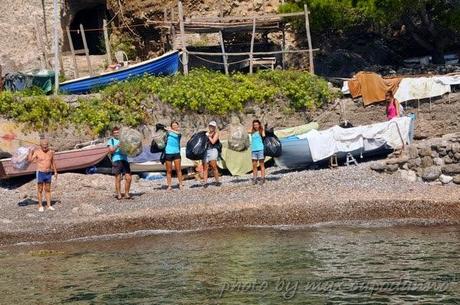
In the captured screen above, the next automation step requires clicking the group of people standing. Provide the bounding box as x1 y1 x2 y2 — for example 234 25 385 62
106 120 268 200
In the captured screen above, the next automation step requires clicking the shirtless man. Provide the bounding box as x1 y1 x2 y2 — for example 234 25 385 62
28 139 58 212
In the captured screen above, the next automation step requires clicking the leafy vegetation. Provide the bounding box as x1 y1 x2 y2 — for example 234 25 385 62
0 69 336 135
280 0 460 63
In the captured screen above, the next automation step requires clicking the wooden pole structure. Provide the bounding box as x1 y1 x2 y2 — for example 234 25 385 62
281 26 286 70
218 0 224 20
34 16 47 69
249 17 256 74
218 31 228 74
80 24 94 76
66 27 79 78
178 1 188 75
52 0 60 94
304 4 314 74
164 8 168 23
103 19 112 65
170 8 177 48
0 65 3 91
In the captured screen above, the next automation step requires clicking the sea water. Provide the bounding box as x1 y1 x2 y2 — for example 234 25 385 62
1 225 459 304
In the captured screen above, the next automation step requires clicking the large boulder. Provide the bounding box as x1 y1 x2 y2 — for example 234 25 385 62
421 166 442 181
453 175 460 185
370 162 387 172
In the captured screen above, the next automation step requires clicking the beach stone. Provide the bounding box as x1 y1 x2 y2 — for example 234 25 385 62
387 156 409 165
442 164 460 175
78 204 100 216
400 170 417 182
418 147 432 157
431 150 439 158
453 175 460 184
433 157 444 166
370 162 386 172
443 156 454 164
386 164 399 172
407 146 419 159
454 152 460 161
421 156 433 168
0 218 13 224
439 174 453 184
407 157 422 169
421 166 441 181
402 163 409 170
452 143 460 153
438 149 448 157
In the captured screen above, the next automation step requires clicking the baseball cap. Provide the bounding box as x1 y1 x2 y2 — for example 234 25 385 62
208 121 217 127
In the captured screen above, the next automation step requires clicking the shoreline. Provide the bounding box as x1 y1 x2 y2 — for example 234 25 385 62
1 162 459 246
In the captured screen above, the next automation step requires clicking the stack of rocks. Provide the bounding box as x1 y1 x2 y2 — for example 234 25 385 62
371 133 460 185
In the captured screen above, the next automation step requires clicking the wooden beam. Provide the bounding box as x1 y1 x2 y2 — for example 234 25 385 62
34 16 47 69
188 11 305 23
164 8 168 23
178 1 188 75
103 19 112 65
304 4 314 74
218 31 228 74
249 17 256 74
52 0 59 95
80 24 94 76
187 49 319 56
66 26 79 78
281 27 286 70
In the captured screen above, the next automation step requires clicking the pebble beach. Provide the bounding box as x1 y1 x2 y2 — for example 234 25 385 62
1 161 459 246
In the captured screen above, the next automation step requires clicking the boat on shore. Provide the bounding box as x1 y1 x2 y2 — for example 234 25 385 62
0 145 109 179
275 117 414 169
59 51 179 94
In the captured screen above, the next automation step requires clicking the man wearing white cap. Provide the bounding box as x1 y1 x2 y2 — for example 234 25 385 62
202 121 221 187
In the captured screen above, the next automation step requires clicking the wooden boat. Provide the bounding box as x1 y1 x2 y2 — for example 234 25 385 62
0 145 109 179
129 149 195 173
59 51 179 94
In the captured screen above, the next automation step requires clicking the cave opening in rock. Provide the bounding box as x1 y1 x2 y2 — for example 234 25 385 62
69 4 108 55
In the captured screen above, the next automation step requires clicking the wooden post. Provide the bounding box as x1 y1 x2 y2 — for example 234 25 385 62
171 7 175 22
219 31 228 75
80 24 94 76
164 8 168 23
103 19 112 65
304 4 314 74
34 16 47 69
178 1 188 75
281 27 286 70
218 0 224 20
249 17 256 74
52 0 60 94
0 64 3 91
66 27 79 78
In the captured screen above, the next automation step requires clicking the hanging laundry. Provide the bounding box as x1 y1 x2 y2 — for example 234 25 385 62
394 77 451 103
347 72 401 106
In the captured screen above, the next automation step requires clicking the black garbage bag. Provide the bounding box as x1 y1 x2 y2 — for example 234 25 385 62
263 127 282 157
186 131 208 160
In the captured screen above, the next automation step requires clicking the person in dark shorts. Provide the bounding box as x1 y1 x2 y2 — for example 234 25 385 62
28 138 58 212
202 121 221 188
164 121 184 190
107 127 132 200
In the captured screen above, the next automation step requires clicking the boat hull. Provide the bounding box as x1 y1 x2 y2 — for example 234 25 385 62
60 51 179 94
0 146 109 179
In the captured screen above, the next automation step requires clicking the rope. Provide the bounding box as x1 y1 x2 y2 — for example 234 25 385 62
189 54 249 66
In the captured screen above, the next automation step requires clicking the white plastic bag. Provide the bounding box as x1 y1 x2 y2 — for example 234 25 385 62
228 124 250 152
11 146 31 169
119 127 143 157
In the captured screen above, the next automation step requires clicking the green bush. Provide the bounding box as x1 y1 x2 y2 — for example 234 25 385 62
0 69 336 135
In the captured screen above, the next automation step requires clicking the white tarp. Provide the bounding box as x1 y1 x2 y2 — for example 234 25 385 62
433 75 460 86
305 117 412 162
394 77 451 102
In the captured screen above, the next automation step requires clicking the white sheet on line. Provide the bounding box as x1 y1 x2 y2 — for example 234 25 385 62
305 117 411 162
433 75 460 86
394 77 451 102
341 81 350 94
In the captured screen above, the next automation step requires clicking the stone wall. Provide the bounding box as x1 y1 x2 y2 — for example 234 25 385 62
371 133 460 185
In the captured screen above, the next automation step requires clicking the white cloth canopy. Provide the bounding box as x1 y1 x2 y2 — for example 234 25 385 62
394 77 451 103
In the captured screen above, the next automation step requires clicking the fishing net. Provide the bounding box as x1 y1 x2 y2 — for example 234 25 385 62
119 127 143 157
228 124 250 152
11 146 31 169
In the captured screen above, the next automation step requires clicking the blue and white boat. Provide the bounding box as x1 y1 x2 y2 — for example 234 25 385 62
60 50 179 94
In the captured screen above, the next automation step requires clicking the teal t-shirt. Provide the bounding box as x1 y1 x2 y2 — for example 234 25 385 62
251 132 264 152
165 132 181 154
107 138 127 162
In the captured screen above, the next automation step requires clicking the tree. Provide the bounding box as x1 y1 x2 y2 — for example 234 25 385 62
280 0 460 64
376 0 460 64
